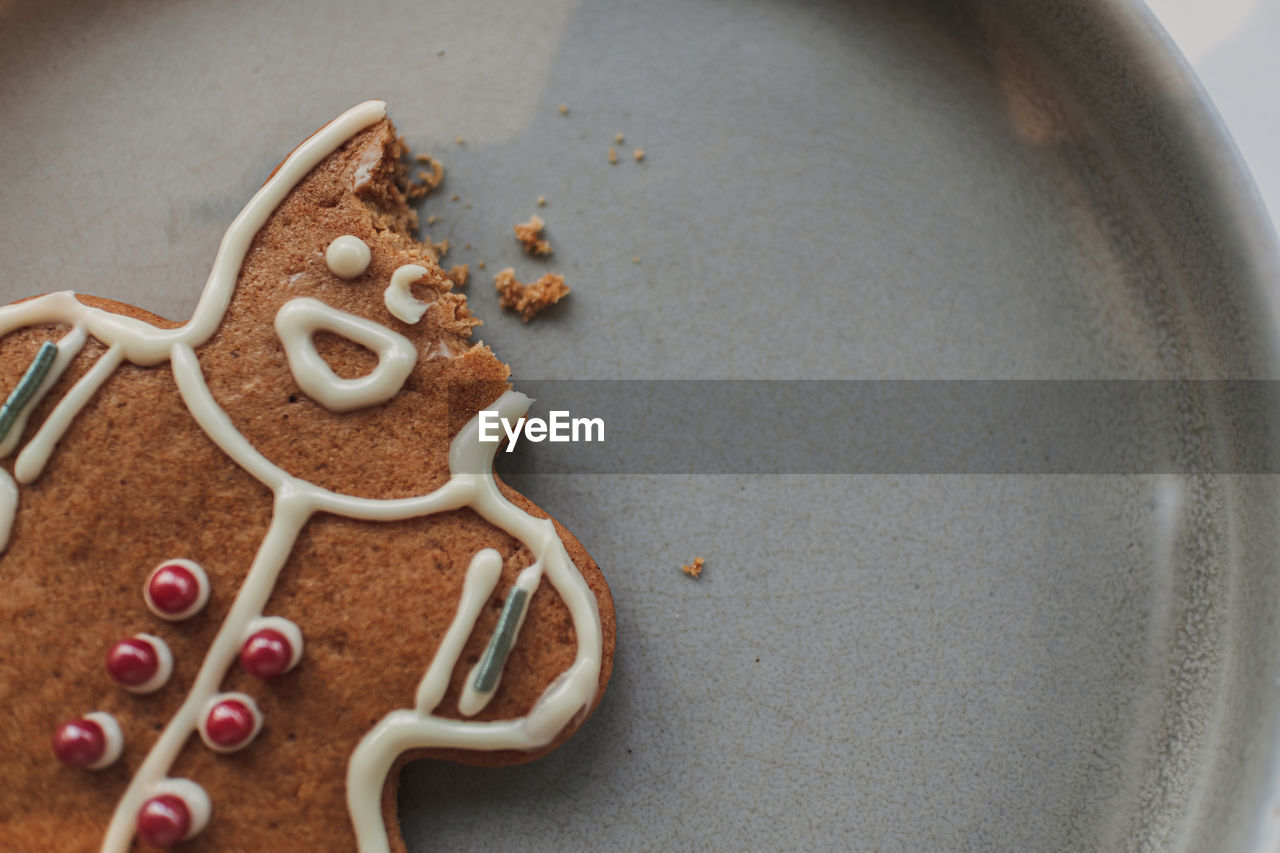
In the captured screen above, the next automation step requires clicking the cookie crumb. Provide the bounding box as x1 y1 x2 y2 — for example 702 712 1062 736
681 557 705 579
607 147 618 165
495 268 569 322
514 215 553 256
406 154 445 200
632 256 640 264
537 196 547 207
633 148 645 162
446 264 469 288
455 136 465 146
478 260 486 270
426 215 440 225
450 194 460 202
559 103 569 115
464 243 472 250
614 133 624 144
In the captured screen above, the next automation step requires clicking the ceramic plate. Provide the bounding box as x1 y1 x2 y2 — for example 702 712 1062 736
2 0 1278 849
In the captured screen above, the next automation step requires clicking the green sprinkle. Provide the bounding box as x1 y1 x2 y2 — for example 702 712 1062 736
0 341 57 443
473 586 530 694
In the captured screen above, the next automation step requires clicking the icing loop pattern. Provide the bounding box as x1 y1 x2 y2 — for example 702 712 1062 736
274 297 417 412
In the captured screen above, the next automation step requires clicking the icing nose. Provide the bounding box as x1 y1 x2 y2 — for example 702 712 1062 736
273 297 417 413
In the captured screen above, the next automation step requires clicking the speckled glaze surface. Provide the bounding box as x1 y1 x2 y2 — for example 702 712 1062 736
1 0 1278 849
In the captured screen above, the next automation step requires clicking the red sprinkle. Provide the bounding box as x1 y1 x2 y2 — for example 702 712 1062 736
106 637 158 687
52 718 105 768
239 628 292 679
136 794 191 847
205 698 256 749
147 563 201 616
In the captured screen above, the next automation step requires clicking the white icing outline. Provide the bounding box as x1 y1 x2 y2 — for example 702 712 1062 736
197 692 263 754
383 264 431 324
82 711 124 771
143 558 210 622
274 297 417 412
0 467 16 552
415 548 503 713
113 633 174 695
242 615 304 674
0 101 603 853
144 778 211 842
326 235 373 280
0 325 87 460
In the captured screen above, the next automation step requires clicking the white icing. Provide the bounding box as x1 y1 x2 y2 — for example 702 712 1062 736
146 778 211 841
0 467 16 553
15 341 121 484
383 264 431 324
457 562 540 717
0 325 88 459
326 235 373 280
83 711 124 771
244 615 304 672
143 558 211 621
415 548 502 713
274 298 417 413
197 692 263 753
0 100 603 852
121 634 174 695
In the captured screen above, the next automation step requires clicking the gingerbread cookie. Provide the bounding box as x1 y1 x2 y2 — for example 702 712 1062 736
0 101 615 852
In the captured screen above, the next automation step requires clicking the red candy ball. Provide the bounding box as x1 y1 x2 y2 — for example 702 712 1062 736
52 718 104 768
106 637 158 687
239 628 292 679
136 794 191 847
146 563 201 617
204 698 256 749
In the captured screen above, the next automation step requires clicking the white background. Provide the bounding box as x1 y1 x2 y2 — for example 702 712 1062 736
1146 0 1280 233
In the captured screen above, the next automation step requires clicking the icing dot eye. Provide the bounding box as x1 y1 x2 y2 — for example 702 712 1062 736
106 633 173 694
326 234 372 279
239 616 303 679
52 712 123 770
144 559 210 621
136 779 210 847
199 692 262 753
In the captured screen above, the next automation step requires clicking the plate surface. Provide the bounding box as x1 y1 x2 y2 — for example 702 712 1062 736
2 0 1279 849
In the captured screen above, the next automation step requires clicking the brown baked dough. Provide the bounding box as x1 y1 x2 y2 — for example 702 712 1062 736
0 111 614 852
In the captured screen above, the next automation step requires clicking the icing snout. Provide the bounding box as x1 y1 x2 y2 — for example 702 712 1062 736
273 298 416 413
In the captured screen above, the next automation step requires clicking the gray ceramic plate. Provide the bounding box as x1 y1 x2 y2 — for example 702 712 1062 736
3 0 1279 849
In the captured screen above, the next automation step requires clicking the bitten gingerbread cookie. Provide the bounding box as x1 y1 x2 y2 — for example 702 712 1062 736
0 101 615 852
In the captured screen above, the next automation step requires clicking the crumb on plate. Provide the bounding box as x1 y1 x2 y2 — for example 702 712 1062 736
682 557 705 579
495 268 569 322
406 153 444 200
446 264 469 288
607 147 618 165
514 214 553 256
